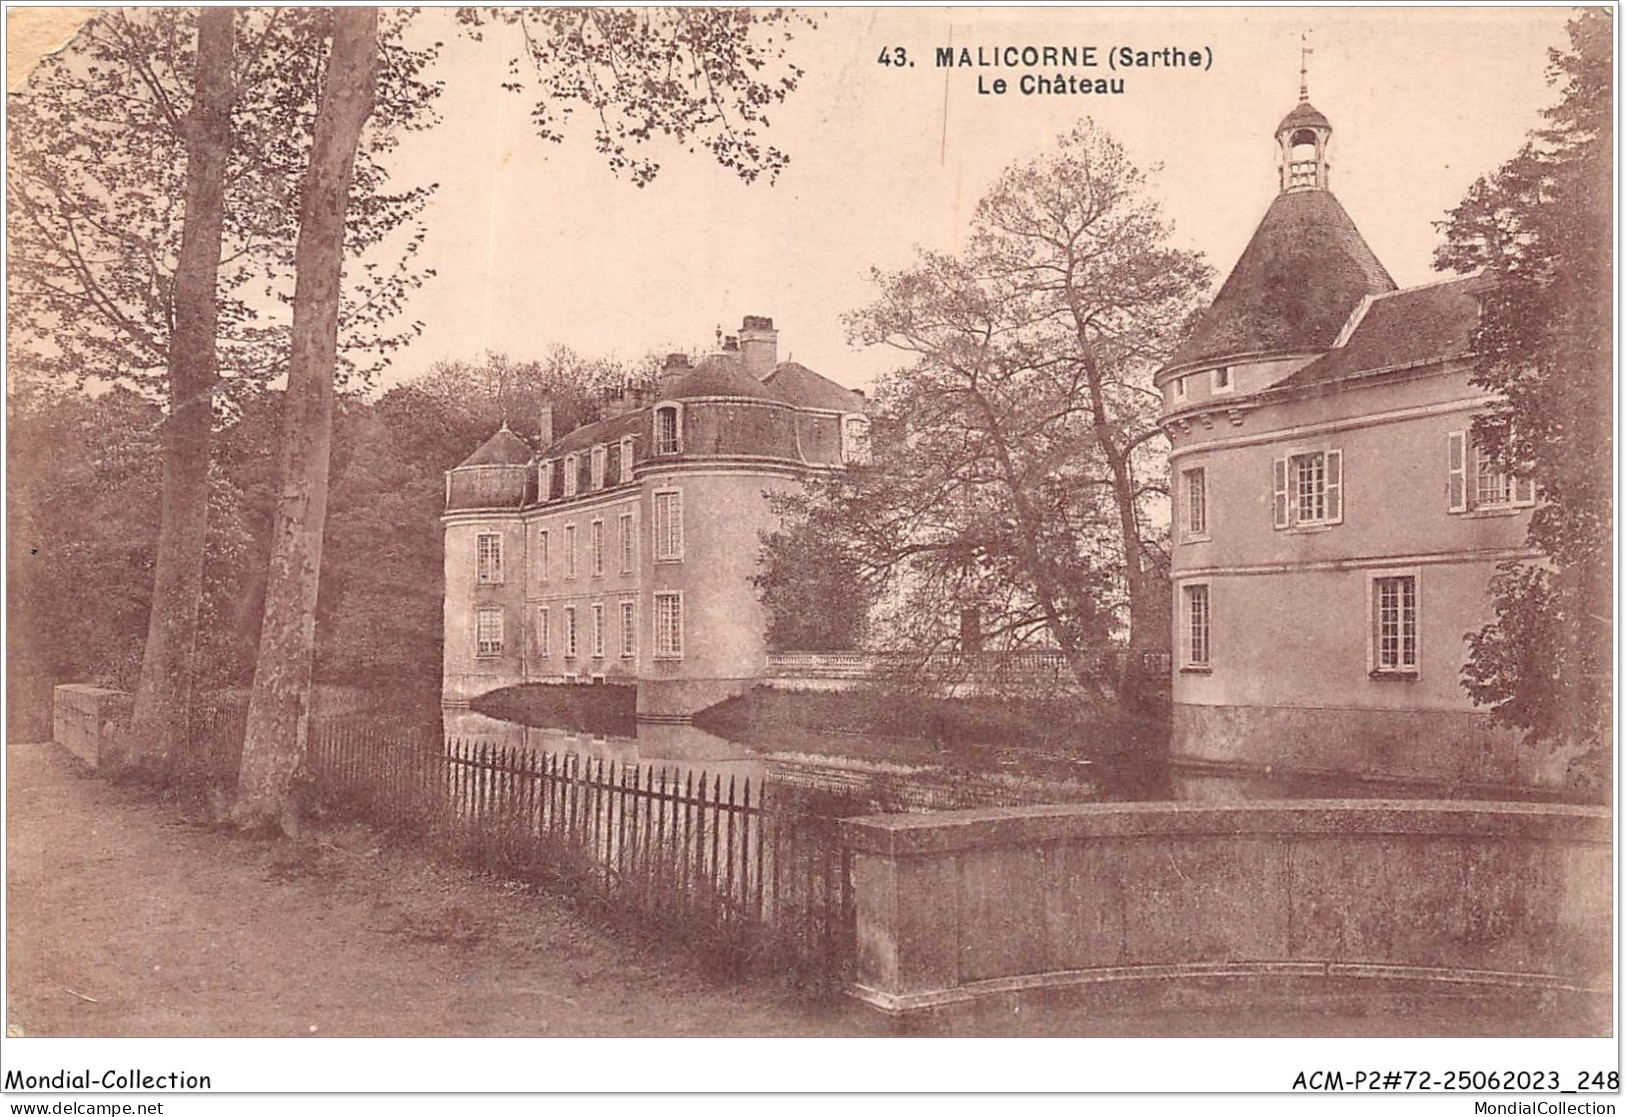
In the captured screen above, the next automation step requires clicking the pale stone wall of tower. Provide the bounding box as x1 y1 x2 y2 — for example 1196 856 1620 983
1166 365 1551 790
442 514 527 705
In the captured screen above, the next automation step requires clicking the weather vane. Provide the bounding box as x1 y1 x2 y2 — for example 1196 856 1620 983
1299 30 1314 102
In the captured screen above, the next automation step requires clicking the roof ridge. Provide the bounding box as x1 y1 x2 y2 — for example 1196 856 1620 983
1333 268 1490 349
1389 267 1489 295
1330 294 1377 349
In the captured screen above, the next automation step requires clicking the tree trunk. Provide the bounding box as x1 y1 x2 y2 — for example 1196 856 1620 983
126 8 236 774
236 7 378 830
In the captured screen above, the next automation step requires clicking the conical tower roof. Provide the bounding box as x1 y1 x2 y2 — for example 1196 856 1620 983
1164 188 1394 373
456 425 532 467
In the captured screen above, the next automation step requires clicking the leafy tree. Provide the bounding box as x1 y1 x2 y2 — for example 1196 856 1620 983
315 348 622 692
761 123 1206 692
7 7 440 769
458 7 808 187
127 7 234 772
754 491 875 652
234 8 811 826
238 6 385 827
1436 10 1612 782
6 386 266 738
964 124 1208 655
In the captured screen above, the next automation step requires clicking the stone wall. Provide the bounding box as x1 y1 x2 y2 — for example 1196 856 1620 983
1170 702 1574 792
840 799 1611 1019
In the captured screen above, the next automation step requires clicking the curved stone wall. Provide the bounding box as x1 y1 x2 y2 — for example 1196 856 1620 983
840 799 1610 1017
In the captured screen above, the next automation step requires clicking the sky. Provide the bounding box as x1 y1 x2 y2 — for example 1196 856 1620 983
380 6 1577 394
5 6 1579 394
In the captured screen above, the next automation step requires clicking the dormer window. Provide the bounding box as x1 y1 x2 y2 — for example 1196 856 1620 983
563 453 579 497
841 415 871 465
590 445 606 490
619 435 635 483
1212 366 1233 394
538 460 554 502
654 404 682 456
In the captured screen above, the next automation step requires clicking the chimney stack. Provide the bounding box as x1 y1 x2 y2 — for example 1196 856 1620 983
660 353 691 382
739 315 778 380
537 404 554 449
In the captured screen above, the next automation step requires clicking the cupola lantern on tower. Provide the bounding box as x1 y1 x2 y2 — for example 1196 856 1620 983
1277 38 1331 192
1276 101 1331 192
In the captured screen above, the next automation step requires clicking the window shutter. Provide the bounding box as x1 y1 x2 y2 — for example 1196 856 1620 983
1272 458 1289 529
1447 431 1467 512
1514 474 1535 506
1324 449 1343 524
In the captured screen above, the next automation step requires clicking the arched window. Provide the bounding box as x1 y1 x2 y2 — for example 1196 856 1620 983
841 415 871 465
654 404 682 455
1288 129 1320 189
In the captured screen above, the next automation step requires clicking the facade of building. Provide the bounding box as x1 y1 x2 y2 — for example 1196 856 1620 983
442 316 868 720
1157 97 1555 791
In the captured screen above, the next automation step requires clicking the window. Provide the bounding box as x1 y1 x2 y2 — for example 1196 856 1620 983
538 460 554 502
619 435 635 483
1173 377 1187 400
564 606 578 659
563 453 579 497
1371 575 1418 675
654 405 681 455
592 603 605 658
1212 366 1233 393
619 512 635 574
536 607 550 658
590 519 604 578
1183 585 1209 670
536 529 549 582
654 592 683 658
591 445 606 490
564 524 578 579
1273 449 1342 529
842 416 871 465
620 600 636 658
475 607 504 658
1182 467 1208 540
653 489 683 561
1449 430 1535 513
476 533 503 585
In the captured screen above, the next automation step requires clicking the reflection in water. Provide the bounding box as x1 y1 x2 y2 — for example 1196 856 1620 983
442 706 1102 812
442 706 1581 810
443 708 767 785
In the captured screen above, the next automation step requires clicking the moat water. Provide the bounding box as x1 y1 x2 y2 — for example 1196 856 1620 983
440 705 1113 813
433 702 1568 813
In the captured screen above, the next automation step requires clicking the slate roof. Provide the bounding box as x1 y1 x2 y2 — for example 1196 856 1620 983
1284 273 1488 387
654 354 778 402
761 361 866 412
516 355 863 465
547 410 644 456
455 425 533 468
1164 188 1395 373
1277 100 1331 134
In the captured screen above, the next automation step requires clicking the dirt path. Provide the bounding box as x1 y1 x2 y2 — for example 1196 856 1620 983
5 740 883 1037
